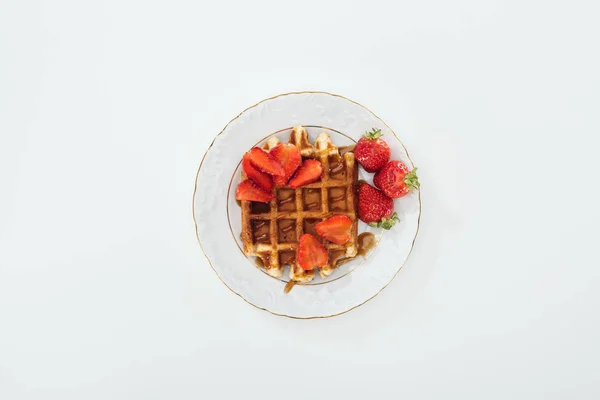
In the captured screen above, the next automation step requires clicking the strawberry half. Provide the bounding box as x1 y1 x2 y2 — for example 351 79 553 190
249 147 285 177
354 128 391 173
297 234 328 270
288 160 323 188
373 161 419 198
242 152 274 191
235 179 275 203
357 183 398 229
315 215 353 244
269 143 301 187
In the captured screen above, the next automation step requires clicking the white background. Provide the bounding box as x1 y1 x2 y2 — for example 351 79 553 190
1 0 599 399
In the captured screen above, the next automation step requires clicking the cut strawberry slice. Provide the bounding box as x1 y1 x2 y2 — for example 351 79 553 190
249 147 285 177
235 180 275 202
269 143 301 187
297 234 328 270
242 152 274 191
287 160 323 188
315 215 353 244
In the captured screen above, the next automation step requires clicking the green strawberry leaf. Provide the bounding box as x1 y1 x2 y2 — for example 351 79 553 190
363 128 383 140
404 168 420 191
368 212 400 230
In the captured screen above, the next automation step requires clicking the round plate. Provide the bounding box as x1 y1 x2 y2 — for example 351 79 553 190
193 92 421 319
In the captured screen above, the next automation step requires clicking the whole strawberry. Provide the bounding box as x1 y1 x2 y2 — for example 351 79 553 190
357 183 399 229
354 128 391 172
374 161 420 198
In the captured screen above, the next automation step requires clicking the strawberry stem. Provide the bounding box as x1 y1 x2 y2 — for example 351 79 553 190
368 212 399 230
363 128 383 140
404 168 420 191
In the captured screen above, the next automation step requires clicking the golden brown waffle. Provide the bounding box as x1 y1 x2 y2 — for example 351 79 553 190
240 126 358 282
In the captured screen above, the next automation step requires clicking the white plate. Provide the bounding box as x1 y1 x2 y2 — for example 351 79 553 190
193 92 421 318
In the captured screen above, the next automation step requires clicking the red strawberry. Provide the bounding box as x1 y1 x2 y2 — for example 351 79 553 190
357 183 398 229
235 179 275 202
374 161 420 198
269 143 301 187
297 234 328 270
242 152 274 191
315 215 353 244
288 159 323 188
249 147 285 177
354 128 391 173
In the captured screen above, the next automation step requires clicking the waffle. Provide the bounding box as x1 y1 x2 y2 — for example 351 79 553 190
240 126 359 282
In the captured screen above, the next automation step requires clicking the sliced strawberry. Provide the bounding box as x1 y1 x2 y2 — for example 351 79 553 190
269 143 301 187
297 234 328 270
249 147 285 177
288 160 323 188
242 152 274 191
315 215 353 244
235 180 275 202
